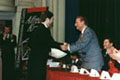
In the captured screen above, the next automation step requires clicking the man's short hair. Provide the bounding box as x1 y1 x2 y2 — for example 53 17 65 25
104 37 113 43
76 16 88 25
40 10 53 22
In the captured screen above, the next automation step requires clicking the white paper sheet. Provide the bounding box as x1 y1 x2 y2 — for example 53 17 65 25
49 48 67 59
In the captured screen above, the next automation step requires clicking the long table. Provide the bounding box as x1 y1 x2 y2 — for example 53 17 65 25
47 68 100 80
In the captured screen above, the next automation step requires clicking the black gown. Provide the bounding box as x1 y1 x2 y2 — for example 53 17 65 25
28 24 62 80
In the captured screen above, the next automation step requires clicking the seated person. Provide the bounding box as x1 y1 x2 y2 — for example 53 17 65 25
106 42 120 74
102 38 112 70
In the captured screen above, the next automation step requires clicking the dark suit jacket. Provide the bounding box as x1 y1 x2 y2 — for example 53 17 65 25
28 23 62 80
102 50 110 71
0 33 16 61
69 26 104 71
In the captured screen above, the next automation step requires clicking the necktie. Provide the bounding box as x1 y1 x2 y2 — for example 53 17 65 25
80 33 83 38
80 34 83 41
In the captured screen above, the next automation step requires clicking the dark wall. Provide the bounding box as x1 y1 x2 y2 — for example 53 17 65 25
65 0 80 43
65 0 120 49
79 0 120 48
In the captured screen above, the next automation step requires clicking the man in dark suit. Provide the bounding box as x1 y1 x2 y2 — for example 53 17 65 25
0 26 16 80
61 16 104 71
27 10 63 80
102 38 112 71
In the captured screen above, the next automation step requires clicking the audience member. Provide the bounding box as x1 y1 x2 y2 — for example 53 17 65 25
61 16 104 71
102 38 112 70
0 26 17 80
105 40 120 74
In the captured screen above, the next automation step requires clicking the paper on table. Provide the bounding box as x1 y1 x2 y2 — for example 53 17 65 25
48 62 60 67
71 65 78 73
100 71 111 80
111 73 120 80
49 48 67 59
89 69 100 77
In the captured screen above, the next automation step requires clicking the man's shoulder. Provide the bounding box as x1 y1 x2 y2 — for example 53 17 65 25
37 23 47 29
85 27 97 36
33 23 46 31
84 27 93 35
85 27 93 32
84 27 90 32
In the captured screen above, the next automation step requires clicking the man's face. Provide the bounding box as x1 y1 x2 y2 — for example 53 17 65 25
48 17 54 27
103 39 112 49
74 18 84 31
4 27 10 34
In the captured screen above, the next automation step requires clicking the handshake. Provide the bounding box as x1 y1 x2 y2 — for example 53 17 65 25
60 43 69 51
